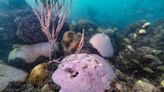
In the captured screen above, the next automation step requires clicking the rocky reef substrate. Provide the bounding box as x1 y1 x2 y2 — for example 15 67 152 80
0 1 164 92
112 20 164 92
2 19 163 92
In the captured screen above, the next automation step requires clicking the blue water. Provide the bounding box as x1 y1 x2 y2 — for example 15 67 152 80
27 0 164 29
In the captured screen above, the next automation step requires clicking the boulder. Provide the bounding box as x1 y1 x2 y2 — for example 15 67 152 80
133 80 157 92
0 63 28 91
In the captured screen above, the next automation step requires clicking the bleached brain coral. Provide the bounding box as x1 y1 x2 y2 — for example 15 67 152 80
89 33 114 58
52 53 115 92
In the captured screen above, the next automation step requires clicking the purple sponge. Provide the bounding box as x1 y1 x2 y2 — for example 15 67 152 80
52 53 115 92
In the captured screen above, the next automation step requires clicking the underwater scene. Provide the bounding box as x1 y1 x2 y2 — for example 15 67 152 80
0 0 164 92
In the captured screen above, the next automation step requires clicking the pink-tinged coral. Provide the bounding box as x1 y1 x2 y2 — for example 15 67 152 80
89 33 114 58
34 0 72 62
52 53 115 92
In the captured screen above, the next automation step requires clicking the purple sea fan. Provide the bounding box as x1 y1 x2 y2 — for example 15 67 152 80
52 53 115 92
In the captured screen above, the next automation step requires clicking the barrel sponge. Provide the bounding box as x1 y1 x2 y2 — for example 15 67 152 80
89 33 114 58
52 53 115 92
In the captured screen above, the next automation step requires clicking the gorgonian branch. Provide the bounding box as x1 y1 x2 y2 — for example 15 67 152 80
34 0 72 62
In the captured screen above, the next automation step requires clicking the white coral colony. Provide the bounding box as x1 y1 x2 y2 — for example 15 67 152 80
8 42 59 63
52 53 115 92
89 33 114 58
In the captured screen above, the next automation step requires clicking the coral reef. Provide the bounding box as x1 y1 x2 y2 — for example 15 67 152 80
112 20 164 91
1 1 164 90
70 19 98 38
3 18 164 92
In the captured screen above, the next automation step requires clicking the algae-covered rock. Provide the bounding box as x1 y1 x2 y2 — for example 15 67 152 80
157 65 164 71
133 80 157 92
142 22 151 29
28 63 47 84
8 42 59 64
161 80 164 87
41 84 51 92
138 29 147 34
70 19 98 38
114 20 164 88
0 63 28 91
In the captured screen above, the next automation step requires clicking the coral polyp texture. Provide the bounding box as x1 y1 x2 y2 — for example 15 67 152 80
52 53 115 92
89 33 114 58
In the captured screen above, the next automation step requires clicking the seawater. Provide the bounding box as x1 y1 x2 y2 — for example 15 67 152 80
26 0 164 29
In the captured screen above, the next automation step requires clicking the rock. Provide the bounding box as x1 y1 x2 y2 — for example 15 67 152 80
115 83 123 91
7 42 59 71
152 49 162 55
142 22 151 29
138 29 147 34
8 42 59 64
15 9 47 44
157 65 164 71
28 63 47 84
161 80 164 87
0 59 4 64
0 63 28 91
113 20 164 91
114 83 131 92
126 20 146 35
96 27 116 35
4 81 42 92
14 8 70 44
126 45 135 52
0 0 35 60
70 19 97 38
143 67 154 73
128 33 137 39
123 38 131 44
41 84 51 92
133 80 157 92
